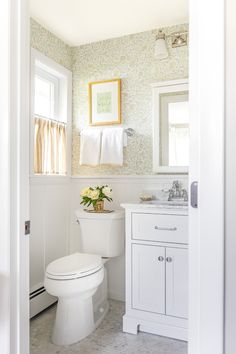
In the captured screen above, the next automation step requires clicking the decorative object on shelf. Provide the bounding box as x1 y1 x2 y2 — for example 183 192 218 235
89 79 121 126
80 185 113 212
139 194 153 202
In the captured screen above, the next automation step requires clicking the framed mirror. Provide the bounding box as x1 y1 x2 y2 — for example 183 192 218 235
152 79 189 173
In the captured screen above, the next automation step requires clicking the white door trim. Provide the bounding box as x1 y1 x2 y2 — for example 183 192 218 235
0 2 12 353
189 0 225 353
18 1 30 352
2 0 225 353
0 0 30 353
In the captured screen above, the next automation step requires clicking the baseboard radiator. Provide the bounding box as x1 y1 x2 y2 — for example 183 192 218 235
30 286 57 318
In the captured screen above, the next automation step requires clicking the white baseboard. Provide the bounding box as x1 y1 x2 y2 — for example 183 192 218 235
123 315 188 341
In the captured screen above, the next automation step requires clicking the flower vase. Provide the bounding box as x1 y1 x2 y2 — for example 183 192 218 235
93 200 104 212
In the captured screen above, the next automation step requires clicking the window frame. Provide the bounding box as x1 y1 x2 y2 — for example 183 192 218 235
34 66 60 120
30 48 72 177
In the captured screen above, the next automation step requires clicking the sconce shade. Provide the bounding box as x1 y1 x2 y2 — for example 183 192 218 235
155 31 168 60
171 32 188 48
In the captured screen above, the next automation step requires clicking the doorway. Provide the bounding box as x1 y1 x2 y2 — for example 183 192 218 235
1 0 225 353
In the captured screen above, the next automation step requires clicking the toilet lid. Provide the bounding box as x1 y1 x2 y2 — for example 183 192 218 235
46 253 103 280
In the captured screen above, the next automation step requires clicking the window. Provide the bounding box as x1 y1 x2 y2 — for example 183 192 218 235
34 68 59 119
31 49 71 176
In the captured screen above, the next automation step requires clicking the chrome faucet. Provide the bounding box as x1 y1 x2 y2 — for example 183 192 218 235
168 180 188 202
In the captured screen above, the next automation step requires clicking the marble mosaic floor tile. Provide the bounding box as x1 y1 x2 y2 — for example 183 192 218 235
30 300 187 354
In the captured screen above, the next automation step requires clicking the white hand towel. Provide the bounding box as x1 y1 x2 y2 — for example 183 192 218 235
100 128 124 166
79 129 101 166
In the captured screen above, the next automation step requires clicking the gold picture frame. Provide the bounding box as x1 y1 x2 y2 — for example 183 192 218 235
88 78 121 126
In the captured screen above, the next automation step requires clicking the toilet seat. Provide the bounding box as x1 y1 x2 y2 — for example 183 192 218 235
46 253 103 280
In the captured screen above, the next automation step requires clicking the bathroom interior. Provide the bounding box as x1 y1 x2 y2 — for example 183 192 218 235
29 1 189 353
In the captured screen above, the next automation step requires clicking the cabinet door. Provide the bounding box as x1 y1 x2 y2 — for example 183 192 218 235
166 247 188 318
132 244 165 314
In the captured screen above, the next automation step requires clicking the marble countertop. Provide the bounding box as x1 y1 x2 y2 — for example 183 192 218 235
120 202 188 215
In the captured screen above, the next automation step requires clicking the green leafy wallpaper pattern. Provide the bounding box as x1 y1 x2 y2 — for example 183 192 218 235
30 18 72 71
30 19 188 175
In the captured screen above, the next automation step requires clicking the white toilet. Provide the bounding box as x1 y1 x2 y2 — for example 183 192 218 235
44 209 125 346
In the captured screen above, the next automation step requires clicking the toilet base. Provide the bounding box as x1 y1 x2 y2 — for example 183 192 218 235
94 298 109 329
52 297 109 346
52 293 94 346
51 267 109 346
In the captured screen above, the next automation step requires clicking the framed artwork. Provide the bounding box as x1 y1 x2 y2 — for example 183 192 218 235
88 78 121 126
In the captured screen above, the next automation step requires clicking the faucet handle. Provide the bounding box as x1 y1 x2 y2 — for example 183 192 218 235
182 189 188 201
168 189 175 201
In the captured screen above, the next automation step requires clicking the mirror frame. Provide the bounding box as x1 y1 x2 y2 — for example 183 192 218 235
152 79 189 174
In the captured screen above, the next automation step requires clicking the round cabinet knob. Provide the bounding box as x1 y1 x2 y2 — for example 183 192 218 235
158 256 164 262
166 257 172 262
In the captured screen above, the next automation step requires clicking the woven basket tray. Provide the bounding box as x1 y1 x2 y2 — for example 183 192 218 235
84 209 114 214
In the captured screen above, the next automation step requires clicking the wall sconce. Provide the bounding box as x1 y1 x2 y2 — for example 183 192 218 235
154 30 169 60
171 32 188 48
155 29 188 60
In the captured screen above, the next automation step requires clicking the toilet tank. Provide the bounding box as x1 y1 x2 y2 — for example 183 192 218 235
75 209 125 257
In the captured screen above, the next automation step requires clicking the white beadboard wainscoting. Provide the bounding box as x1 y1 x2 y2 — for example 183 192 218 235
30 175 188 312
70 175 188 302
30 176 71 316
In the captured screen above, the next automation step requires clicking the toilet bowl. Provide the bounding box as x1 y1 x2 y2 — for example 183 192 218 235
44 253 104 345
45 209 125 346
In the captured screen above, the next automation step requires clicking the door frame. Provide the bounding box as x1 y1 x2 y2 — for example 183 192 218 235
1 0 225 353
189 0 225 353
0 0 30 353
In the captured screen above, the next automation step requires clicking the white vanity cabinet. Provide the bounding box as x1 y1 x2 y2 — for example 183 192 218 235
132 243 166 314
165 247 188 319
122 204 188 341
132 244 188 319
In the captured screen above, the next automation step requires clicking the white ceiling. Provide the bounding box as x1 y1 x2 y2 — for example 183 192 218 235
30 0 188 47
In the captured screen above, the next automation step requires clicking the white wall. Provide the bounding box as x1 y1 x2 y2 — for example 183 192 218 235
70 175 188 301
225 0 236 352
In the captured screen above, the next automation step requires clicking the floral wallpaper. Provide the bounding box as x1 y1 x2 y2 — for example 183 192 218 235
71 24 188 175
30 19 188 175
30 18 72 71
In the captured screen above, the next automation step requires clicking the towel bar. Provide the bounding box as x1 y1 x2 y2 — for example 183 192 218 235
79 128 135 137
125 128 135 137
